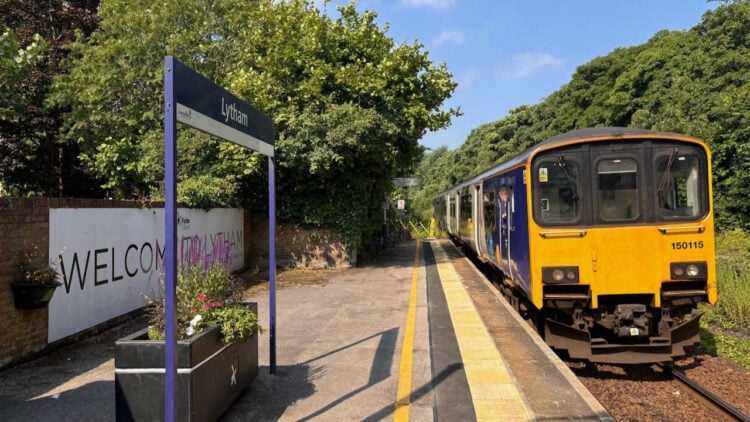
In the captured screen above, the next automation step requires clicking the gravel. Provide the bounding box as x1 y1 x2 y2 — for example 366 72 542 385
569 353 750 421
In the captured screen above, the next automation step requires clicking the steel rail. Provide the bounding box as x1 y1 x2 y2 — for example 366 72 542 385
657 363 750 422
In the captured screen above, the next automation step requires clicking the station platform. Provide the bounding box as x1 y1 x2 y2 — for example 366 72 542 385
227 239 612 421
0 239 613 421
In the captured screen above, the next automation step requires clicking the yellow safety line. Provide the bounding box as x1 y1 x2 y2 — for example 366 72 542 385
432 241 532 422
394 240 421 422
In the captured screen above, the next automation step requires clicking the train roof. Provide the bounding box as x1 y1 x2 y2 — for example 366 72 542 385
434 127 701 198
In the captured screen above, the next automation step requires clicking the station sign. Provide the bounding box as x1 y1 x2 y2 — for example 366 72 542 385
393 178 418 187
173 59 274 156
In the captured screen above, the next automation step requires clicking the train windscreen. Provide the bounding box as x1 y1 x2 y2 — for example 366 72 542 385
532 140 709 227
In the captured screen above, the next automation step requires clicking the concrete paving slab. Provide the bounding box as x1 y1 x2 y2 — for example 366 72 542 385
223 241 430 421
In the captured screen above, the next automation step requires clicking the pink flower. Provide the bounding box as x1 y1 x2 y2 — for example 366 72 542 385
197 293 207 302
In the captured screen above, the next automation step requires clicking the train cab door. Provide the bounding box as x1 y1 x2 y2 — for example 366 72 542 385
499 182 513 277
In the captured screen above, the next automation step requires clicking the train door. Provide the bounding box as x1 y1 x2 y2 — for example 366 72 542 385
473 184 482 252
449 193 457 235
507 185 517 280
481 183 498 263
444 195 450 231
499 183 512 276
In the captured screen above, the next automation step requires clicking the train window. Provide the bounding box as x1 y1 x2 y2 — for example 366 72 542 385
656 154 703 219
597 159 639 221
483 190 495 252
534 160 581 225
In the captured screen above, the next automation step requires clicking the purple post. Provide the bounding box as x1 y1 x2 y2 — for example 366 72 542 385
163 56 178 422
268 156 277 374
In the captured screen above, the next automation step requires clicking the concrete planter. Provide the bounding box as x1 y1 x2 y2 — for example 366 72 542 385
114 303 258 422
10 281 61 309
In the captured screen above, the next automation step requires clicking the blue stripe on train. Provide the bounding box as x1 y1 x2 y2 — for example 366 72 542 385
482 167 532 297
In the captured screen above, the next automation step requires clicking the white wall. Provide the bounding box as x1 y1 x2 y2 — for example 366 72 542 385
47 208 244 342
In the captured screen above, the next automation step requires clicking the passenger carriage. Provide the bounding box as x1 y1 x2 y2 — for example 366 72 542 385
434 127 716 364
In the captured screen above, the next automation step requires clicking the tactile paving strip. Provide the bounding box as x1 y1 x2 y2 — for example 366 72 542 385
431 242 532 422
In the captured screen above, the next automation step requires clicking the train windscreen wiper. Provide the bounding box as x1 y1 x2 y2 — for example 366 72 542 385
657 148 679 206
556 155 578 203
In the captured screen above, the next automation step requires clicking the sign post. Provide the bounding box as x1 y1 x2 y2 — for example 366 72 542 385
163 56 276 422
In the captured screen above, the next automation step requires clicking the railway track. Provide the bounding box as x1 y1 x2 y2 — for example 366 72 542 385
657 363 750 422
459 242 750 421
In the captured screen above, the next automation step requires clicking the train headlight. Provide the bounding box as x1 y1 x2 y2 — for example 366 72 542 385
552 269 565 281
543 266 579 284
670 262 707 279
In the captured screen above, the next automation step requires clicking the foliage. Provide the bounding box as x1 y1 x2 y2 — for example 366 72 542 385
699 328 750 369
0 1 102 197
0 30 47 120
49 0 458 250
14 246 58 285
196 304 261 344
173 175 238 210
703 229 750 329
146 261 260 343
414 0 750 230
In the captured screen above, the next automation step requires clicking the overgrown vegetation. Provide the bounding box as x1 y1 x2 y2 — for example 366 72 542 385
1 0 458 253
414 0 750 232
0 0 102 197
699 329 750 369
696 230 750 368
709 230 750 329
46 0 457 251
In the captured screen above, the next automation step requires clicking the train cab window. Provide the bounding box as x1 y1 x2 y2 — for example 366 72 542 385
656 154 704 219
597 159 639 221
534 159 581 225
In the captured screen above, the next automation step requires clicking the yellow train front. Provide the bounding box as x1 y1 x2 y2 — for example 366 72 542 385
435 128 716 364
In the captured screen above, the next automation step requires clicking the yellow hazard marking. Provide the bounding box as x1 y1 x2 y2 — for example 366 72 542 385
394 240 420 422
432 241 532 421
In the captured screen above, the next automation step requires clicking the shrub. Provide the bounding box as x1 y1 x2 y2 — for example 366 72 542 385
711 230 750 329
15 246 58 285
147 261 260 343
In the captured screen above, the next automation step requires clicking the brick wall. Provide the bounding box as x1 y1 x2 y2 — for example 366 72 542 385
1 198 351 368
0 197 150 368
244 214 354 269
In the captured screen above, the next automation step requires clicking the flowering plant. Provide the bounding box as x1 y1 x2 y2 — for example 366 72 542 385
147 261 262 344
14 246 59 285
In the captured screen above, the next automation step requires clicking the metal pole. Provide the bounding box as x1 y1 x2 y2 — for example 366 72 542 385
163 56 178 422
268 156 277 374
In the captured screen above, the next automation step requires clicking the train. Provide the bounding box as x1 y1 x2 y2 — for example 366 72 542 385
433 127 716 364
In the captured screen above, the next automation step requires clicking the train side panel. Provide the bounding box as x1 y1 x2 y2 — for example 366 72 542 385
509 166 532 297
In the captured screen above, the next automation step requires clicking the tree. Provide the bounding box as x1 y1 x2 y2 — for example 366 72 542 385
415 0 750 230
0 0 101 197
50 0 458 248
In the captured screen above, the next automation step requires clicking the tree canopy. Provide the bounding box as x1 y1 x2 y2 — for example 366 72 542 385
0 0 101 196
44 0 457 249
414 0 750 230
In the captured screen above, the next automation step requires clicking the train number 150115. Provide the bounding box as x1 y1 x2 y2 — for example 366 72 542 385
671 241 704 250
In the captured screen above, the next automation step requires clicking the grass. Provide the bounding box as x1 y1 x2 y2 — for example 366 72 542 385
698 327 750 369
697 229 750 368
